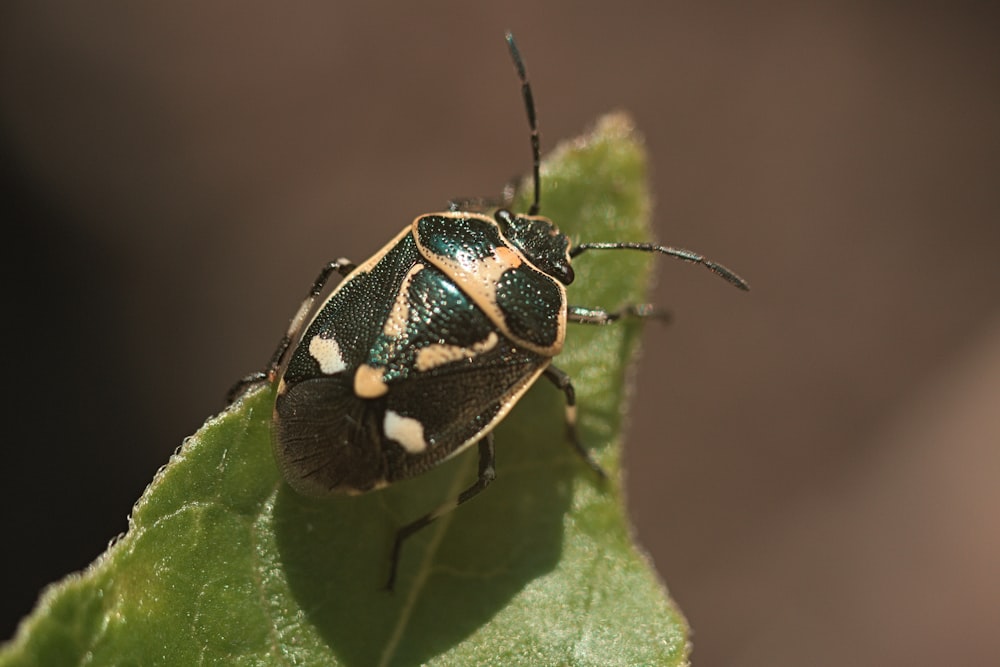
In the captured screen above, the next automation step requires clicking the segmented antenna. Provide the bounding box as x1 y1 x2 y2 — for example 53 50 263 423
505 32 541 216
570 242 751 291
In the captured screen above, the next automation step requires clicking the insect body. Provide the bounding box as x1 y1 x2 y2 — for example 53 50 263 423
233 33 748 590
275 210 570 496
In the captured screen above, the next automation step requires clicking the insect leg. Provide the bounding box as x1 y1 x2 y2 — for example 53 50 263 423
385 434 497 591
542 365 608 480
567 304 672 326
226 258 357 402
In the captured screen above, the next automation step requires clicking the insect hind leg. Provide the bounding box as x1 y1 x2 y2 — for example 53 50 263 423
542 365 608 480
385 434 496 591
226 258 357 403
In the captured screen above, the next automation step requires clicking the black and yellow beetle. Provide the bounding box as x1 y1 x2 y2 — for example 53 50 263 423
232 33 748 590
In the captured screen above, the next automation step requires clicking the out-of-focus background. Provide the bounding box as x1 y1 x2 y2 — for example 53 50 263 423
3 3 998 665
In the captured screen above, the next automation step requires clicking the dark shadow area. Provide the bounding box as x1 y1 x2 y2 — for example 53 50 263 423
273 385 579 665
0 135 152 637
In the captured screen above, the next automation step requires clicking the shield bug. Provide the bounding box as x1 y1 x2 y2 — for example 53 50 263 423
231 32 748 590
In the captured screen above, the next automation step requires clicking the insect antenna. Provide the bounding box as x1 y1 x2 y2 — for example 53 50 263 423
505 31 542 215
570 241 750 291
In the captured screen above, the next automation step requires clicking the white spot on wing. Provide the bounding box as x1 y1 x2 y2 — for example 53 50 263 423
309 336 348 374
384 410 427 454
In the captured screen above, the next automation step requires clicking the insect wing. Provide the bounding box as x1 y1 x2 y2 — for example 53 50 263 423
373 265 548 482
274 231 423 495
280 229 419 387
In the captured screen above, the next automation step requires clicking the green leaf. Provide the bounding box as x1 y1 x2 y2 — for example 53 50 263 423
2 113 689 667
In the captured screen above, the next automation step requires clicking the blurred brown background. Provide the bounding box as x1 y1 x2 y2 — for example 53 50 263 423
2 2 998 665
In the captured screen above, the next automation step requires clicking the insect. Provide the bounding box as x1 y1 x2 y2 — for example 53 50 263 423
231 32 748 590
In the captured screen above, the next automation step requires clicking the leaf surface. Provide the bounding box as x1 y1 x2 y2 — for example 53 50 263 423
2 113 689 667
